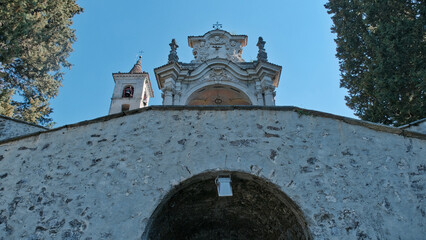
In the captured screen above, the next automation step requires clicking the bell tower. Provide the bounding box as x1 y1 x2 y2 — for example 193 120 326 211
109 56 154 115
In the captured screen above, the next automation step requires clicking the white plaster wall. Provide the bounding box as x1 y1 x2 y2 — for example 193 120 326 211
0 117 46 141
109 75 148 114
0 108 424 239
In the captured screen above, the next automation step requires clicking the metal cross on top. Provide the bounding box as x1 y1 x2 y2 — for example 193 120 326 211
213 21 222 30
136 50 144 60
136 50 143 59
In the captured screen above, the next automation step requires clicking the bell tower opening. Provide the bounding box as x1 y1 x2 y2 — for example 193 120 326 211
122 85 134 98
142 171 311 240
186 85 252 106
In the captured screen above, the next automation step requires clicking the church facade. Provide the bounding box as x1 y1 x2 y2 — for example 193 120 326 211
0 29 425 240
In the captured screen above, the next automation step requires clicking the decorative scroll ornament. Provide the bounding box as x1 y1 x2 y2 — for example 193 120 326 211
262 85 275 94
208 69 231 82
257 37 268 62
162 85 175 93
168 39 179 63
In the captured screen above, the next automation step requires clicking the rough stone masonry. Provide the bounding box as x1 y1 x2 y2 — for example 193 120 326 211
0 106 424 239
0 115 46 141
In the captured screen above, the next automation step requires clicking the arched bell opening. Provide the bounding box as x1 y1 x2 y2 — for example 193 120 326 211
186 85 252 106
141 171 311 240
122 85 134 98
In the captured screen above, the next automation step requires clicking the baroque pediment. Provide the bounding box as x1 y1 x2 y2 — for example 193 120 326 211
188 30 248 63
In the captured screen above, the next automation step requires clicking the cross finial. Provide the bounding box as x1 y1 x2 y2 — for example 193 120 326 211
136 50 144 60
213 21 222 30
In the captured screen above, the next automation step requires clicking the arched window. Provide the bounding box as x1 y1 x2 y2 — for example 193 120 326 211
122 86 134 98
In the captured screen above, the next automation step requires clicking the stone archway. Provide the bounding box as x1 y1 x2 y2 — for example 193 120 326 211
142 171 311 240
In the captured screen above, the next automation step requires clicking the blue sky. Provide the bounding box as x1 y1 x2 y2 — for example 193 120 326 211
50 0 356 126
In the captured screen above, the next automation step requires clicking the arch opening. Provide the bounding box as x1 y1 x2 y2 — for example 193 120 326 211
142 171 311 240
186 85 252 106
122 85 134 98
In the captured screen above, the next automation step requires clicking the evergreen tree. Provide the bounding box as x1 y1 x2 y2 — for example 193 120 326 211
325 0 425 126
0 0 82 126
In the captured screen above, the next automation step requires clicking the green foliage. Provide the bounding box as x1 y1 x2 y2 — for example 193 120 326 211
325 0 425 126
0 0 82 126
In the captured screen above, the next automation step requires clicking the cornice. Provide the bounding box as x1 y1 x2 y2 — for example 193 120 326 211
254 61 282 87
188 29 248 47
111 73 154 97
154 62 182 89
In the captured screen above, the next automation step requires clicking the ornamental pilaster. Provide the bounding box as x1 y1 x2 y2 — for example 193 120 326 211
255 81 264 105
261 76 275 106
162 78 176 105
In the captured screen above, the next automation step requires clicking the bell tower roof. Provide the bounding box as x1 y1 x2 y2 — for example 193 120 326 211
129 56 143 74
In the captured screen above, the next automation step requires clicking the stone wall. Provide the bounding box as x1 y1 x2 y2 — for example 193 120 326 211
402 118 426 134
0 115 47 141
0 107 424 239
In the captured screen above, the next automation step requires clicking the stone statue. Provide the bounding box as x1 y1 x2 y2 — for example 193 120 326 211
257 37 268 62
168 39 179 63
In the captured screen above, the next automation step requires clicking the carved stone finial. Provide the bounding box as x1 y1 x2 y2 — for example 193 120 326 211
256 37 268 62
168 39 179 63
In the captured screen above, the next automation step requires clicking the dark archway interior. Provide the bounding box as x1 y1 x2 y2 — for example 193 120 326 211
142 172 310 240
